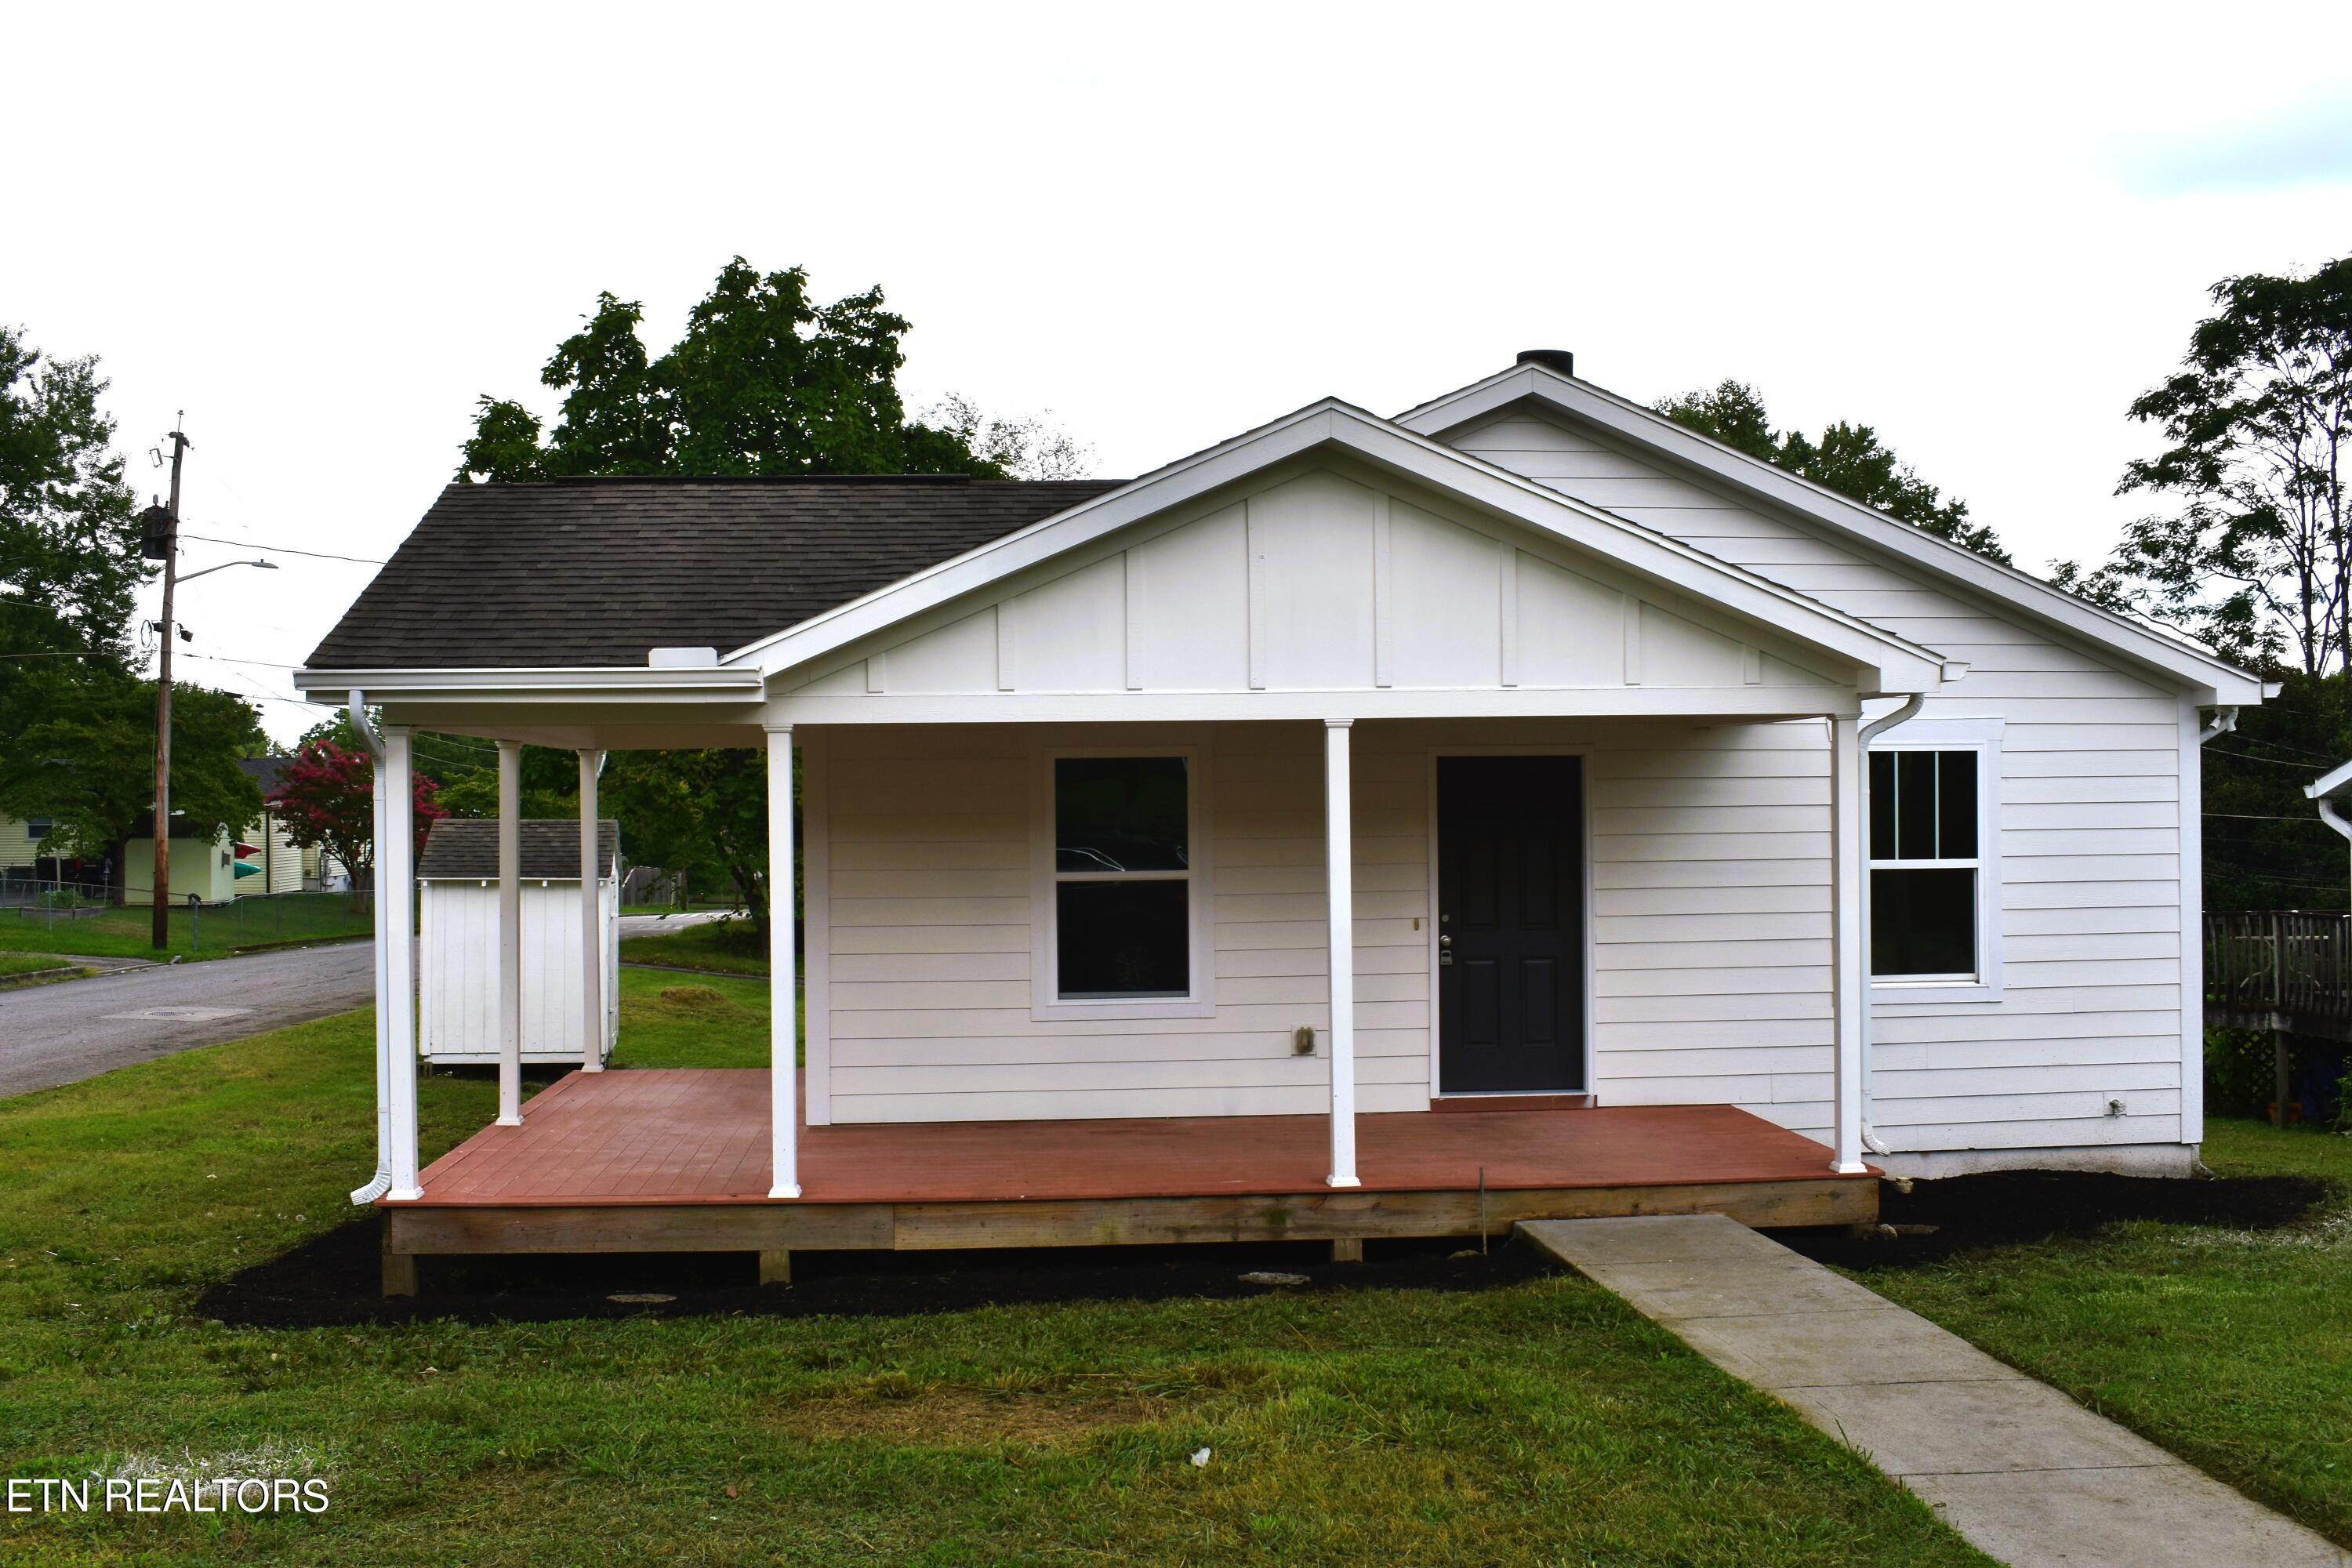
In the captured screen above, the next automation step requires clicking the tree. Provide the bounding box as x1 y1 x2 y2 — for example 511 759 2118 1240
0 325 272 898
459 260 1014 485
0 323 146 675
0 677 266 897
268 738 444 906
456 259 1038 935
1658 379 2011 561
920 392 1095 480
2063 258 2351 674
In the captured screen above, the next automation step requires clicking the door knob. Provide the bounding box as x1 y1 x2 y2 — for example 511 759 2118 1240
1439 935 1451 947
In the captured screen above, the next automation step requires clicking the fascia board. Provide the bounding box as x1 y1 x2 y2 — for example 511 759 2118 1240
1397 366 2266 706
295 666 764 704
2306 758 2352 800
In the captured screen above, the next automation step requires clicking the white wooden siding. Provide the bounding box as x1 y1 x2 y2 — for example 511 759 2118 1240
818 716 1849 1137
1447 407 2190 1152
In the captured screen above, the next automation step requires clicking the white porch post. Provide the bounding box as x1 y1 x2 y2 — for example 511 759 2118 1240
1324 719 1360 1188
1828 714 1867 1174
495 739 523 1125
577 749 604 1072
383 726 423 1200
366 728 391 1184
766 724 801 1198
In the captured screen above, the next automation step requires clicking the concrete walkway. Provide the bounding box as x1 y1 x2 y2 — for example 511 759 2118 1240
1522 1214 2347 1568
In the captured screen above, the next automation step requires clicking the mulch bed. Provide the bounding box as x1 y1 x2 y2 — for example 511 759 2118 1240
1781 1166 2337 1271
194 1224 1548 1328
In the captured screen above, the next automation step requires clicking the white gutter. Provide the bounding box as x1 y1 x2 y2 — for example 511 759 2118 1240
347 690 394 1207
1855 691 1927 1159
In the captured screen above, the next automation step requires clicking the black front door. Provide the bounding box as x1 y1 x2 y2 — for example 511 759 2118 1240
1436 756 1584 1094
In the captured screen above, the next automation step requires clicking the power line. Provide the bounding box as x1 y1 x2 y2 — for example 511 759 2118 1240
2208 747 2332 772
179 530 383 566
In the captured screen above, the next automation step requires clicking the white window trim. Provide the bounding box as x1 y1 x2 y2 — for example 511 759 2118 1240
1029 739 1216 1022
1869 715 2003 1004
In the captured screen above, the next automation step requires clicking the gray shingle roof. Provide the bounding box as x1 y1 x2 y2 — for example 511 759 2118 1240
418 818 619 880
306 475 1124 670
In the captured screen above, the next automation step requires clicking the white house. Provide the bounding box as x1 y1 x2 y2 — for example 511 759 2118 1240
297 350 2269 1283
417 818 618 1068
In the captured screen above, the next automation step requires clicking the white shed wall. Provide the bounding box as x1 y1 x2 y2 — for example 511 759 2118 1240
419 877 619 1064
1445 408 2190 1153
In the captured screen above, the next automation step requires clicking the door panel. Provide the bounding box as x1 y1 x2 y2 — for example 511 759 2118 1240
1437 756 1584 1093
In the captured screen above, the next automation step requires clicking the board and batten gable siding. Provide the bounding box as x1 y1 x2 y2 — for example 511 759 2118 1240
1443 407 2190 1153
780 466 1843 703
814 717 1843 1135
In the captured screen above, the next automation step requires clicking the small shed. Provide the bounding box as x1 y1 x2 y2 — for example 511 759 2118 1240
418 818 619 1066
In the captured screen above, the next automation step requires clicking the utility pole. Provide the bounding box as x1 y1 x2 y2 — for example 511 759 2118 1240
151 417 191 950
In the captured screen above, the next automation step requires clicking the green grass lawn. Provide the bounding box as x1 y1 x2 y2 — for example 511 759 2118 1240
0 975 1983 1566
0 953 85 978
0 894 372 964
619 915 768 976
1837 1120 2352 1547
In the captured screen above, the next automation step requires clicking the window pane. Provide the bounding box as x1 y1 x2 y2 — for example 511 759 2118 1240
1871 867 1975 977
1056 757 1189 873
1868 752 1896 860
1936 750 1977 859
1893 750 1937 860
1058 880 1189 996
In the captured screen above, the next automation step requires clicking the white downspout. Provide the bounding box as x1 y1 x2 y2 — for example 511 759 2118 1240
1856 691 1926 1160
347 691 394 1205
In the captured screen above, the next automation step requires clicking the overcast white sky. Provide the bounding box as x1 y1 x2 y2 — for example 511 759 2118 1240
9 2 2351 743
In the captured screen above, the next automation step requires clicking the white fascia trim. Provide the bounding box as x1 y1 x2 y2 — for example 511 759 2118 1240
1396 365 2267 707
2306 757 2352 800
296 666 764 704
729 398 1952 697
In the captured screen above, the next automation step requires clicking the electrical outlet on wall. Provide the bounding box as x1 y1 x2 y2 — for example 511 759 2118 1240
1293 1025 1316 1055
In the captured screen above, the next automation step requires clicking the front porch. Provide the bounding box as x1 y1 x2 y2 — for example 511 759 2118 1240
378 1069 1878 1293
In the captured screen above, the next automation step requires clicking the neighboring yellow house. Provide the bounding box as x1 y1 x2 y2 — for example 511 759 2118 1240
1 757 311 903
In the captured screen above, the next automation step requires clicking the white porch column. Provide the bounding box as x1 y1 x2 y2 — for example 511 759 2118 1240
366 731 391 1185
766 724 801 1198
1324 719 1360 1189
1828 714 1867 1174
383 726 423 1200
495 739 523 1125
577 750 604 1072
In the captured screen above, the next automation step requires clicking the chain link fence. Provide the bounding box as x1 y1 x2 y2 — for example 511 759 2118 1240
2 876 375 953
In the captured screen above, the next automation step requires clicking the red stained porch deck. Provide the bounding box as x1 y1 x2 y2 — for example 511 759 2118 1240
401 1068 1867 1207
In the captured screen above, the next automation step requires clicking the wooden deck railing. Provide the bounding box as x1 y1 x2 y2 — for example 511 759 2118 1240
2205 911 2352 1036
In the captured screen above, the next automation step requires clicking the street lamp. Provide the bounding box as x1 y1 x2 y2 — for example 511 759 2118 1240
177 557 276 584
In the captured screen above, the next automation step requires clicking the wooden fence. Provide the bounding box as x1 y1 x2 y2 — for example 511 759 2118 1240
2205 911 2352 1038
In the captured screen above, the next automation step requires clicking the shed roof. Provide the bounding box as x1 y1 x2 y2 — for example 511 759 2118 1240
418 818 619 880
305 475 1123 670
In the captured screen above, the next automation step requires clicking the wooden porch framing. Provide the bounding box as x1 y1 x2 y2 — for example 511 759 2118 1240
377 1070 1878 1294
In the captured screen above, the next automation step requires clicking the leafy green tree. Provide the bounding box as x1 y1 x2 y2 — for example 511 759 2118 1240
0 323 146 674
0 677 265 895
2063 258 2351 674
0 325 271 898
1658 379 2010 561
459 260 1007 485
454 259 1049 933
2196 669 2352 913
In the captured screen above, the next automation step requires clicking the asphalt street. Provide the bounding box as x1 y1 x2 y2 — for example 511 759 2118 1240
0 942 374 1099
